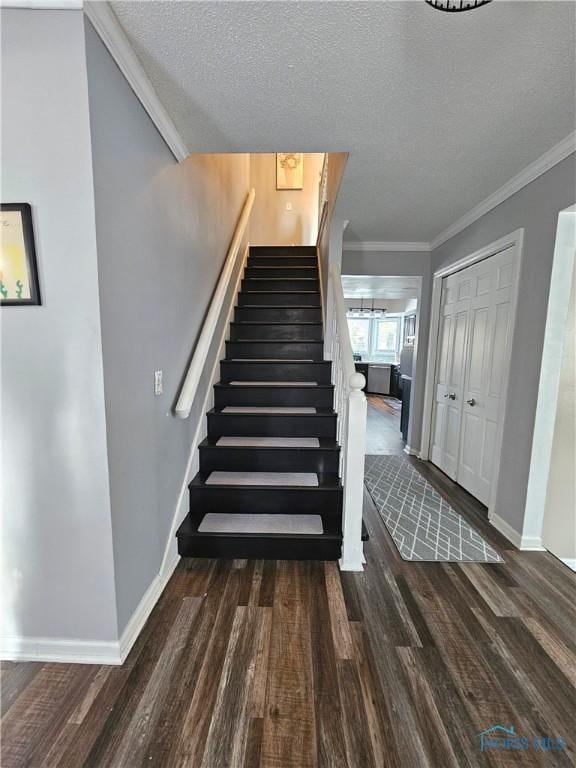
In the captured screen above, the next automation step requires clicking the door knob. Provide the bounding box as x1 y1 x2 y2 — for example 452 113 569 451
444 392 456 400
466 398 476 406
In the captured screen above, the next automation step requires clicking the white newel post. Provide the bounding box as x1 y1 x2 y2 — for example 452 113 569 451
339 372 367 571
328 260 367 572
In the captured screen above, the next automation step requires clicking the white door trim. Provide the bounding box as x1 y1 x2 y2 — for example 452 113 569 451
523 206 576 548
421 230 524 528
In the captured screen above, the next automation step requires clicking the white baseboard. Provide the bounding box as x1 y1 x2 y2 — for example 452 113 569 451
559 558 576 572
118 548 180 663
0 636 122 665
0 551 180 666
403 445 420 457
488 512 545 551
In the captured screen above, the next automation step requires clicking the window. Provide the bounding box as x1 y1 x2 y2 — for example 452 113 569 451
347 317 371 354
347 314 404 362
375 319 399 354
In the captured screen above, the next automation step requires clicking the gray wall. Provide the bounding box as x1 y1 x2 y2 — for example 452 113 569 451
432 153 576 536
85 23 250 632
342 250 432 450
1 10 118 643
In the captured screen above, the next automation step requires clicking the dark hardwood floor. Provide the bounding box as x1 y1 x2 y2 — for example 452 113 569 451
365 394 405 455
2 478 575 767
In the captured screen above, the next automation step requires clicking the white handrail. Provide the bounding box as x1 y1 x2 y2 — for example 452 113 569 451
318 153 329 220
329 261 367 571
175 188 255 419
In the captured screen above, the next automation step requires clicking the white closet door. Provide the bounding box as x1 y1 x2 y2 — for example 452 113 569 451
430 270 471 479
457 246 516 504
430 246 516 504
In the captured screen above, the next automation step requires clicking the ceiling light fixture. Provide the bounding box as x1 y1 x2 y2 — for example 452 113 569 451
348 297 389 318
371 299 384 318
425 0 492 11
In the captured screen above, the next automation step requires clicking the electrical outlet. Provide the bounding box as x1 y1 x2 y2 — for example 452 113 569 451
154 370 163 395
286 201 292 211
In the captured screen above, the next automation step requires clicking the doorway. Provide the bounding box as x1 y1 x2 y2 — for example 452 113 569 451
340 274 421 455
524 206 576 568
421 231 523 512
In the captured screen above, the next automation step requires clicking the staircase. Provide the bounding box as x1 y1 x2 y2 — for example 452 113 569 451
176 245 344 560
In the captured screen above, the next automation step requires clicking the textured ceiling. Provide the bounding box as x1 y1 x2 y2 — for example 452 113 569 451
111 0 575 242
341 275 420 299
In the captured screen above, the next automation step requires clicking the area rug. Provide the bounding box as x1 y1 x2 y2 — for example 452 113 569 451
364 455 503 562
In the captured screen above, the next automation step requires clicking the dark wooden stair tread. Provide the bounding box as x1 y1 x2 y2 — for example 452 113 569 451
190 471 342 489
199 436 339 448
208 407 336 415
214 382 333 389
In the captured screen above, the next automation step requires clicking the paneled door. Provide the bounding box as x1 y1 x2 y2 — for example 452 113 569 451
430 246 516 504
430 270 470 479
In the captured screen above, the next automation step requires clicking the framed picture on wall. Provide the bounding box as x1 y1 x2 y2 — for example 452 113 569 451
276 153 304 190
0 203 41 306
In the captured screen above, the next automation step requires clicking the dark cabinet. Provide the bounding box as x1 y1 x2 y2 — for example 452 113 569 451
390 365 403 399
400 376 411 442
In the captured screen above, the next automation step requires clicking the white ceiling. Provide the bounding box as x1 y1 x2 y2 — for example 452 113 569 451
111 0 575 242
341 274 420 299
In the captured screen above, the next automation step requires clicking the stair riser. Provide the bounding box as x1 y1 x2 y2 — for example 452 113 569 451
250 246 316 258
239 292 320 307
177 534 341 560
207 413 337 439
230 323 323 341
244 267 318 279
226 341 324 360
199 445 340 474
234 306 322 323
247 256 318 267
189 486 343 517
214 386 333 409
241 279 320 292
220 360 332 383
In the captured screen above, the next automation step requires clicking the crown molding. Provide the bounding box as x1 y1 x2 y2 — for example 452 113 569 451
84 1 189 163
342 241 431 253
430 131 576 250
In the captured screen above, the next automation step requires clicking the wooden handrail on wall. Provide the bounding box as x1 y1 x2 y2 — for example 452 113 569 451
174 188 255 419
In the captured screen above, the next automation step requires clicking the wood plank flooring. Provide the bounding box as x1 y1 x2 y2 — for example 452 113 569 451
2 474 575 767
365 395 405 455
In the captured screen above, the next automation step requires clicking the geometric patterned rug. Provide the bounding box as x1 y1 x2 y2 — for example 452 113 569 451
364 455 504 562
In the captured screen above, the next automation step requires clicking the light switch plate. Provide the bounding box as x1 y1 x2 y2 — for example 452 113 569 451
286 202 292 211
154 370 163 395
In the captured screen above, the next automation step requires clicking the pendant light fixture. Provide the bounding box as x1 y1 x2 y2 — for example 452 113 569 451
371 298 383 318
348 297 388 318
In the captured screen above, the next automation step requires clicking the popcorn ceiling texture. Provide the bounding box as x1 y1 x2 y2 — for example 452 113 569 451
111 1 575 242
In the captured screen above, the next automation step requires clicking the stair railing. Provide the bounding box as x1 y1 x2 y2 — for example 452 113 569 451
318 153 329 227
175 188 255 419
329 262 367 571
